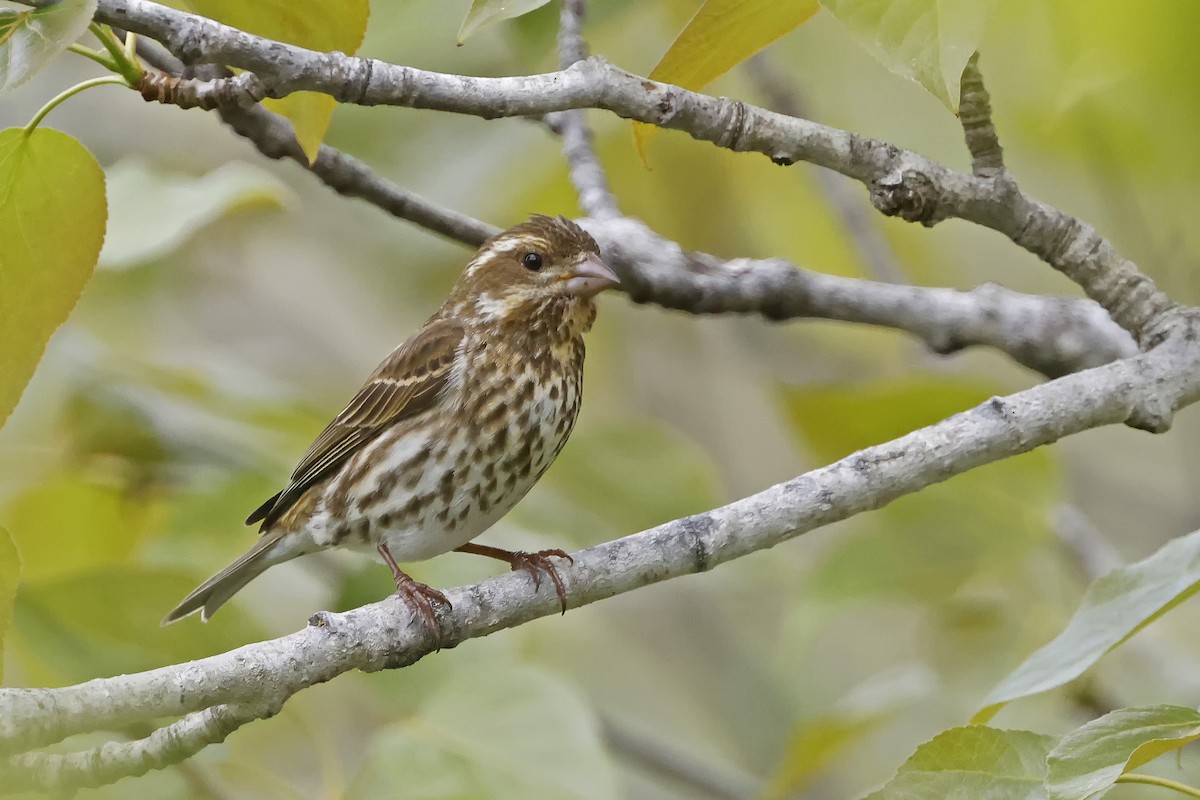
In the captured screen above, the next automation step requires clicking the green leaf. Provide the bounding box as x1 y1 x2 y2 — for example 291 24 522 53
783 379 1057 601
866 725 1056 800
11 567 265 686
1047 705 1200 800
99 159 291 269
977 529 1200 723
0 527 19 684
0 0 98 93
635 0 820 160
0 128 106 430
348 664 618 800
819 0 995 109
172 0 370 162
457 0 553 44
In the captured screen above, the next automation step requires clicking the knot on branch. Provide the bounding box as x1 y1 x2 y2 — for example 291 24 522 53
870 166 941 226
714 98 752 151
326 52 375 105
1120 308 1200 433
137 71 267 111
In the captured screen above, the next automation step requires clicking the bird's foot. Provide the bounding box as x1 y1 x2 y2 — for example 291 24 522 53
393 572 451 648
454 542 573 614
509 549 573 614
378 543 450 649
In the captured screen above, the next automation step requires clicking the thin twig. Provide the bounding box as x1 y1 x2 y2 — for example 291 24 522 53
546 0 621 220
601 715 759 800
744 54 906 284
4 703 274 793
958 53 1006 179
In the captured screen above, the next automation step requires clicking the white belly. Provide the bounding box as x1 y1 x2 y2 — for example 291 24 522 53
310 365 580 563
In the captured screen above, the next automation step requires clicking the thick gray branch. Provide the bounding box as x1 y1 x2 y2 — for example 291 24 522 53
587 217 1134 378
72 0 1176 340
121 49 1131 378
190 85 1135 377
5 328 1200 791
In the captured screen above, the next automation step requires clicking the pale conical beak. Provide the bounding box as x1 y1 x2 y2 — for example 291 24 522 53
564 252 620 297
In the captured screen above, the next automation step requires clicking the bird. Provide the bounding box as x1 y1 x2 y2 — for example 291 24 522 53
162 215 620 640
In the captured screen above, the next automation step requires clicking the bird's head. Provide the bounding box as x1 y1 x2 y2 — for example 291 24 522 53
450 215 619 325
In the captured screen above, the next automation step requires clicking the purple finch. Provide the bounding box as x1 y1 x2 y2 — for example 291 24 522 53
163 216 619 639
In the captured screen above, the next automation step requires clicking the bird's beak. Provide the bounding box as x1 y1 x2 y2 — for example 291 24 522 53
563 253 620 298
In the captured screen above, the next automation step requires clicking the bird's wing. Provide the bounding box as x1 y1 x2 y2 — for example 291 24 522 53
247 319 465 529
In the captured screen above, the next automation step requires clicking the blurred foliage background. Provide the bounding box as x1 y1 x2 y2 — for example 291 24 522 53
4 0 1200 798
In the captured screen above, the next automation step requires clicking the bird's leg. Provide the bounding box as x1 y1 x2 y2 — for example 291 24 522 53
377 543 450 648
454 542 573 614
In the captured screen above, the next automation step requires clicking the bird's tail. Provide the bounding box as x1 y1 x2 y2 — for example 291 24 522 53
161 534 284 625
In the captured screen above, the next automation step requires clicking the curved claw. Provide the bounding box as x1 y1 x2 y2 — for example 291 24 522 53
510 549 572 614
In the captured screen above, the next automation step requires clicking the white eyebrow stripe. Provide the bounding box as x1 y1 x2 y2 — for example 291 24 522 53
488 236 549 254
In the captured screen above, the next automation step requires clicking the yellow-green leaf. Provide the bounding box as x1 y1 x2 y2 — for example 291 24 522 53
634 0 820 161
819 0 996 110
457 0 552 44
0 0 98 93
0 526 19 684
0 128 106 430
1047 706 1200 800
976 528 1200 724
867 725 1056 800
174 0 370 162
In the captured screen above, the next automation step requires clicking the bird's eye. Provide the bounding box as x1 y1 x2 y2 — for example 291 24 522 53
522 252 544 271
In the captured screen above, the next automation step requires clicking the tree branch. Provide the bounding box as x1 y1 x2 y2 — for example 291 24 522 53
219 102 499 246
115 32 1134 378
64 0 1176 341
5 330 1200 789
545 0 621 220
586 217 1135 378
121 57 1130 376
3 702 276 793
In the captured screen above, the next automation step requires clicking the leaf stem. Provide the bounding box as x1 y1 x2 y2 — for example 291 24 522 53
1118 773 1200 798
67 43 119 72
88 22 143 84
123 32 138 66
22 76 128 136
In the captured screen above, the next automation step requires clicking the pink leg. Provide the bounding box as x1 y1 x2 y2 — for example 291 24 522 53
455 542 573 614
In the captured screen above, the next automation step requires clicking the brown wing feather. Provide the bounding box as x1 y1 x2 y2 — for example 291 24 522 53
247 319 464 529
